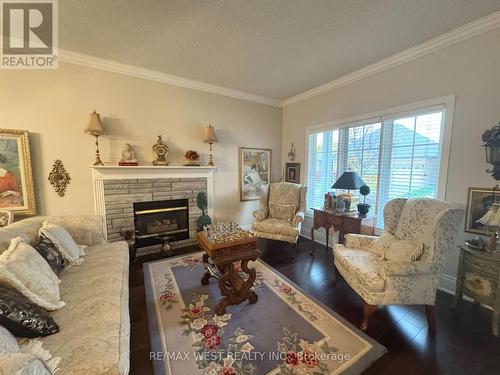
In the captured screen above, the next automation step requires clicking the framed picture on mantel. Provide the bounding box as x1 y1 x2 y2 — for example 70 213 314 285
239 147 271 201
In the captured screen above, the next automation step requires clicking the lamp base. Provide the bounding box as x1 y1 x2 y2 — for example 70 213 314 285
93 156 104 166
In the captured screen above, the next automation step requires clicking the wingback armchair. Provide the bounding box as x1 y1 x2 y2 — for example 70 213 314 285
252 182 307 247
333 198 464 331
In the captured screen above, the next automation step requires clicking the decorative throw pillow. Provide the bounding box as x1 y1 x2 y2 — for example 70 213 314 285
0 285 59 338
269 202 296 221
369 232 397 257
34 237 64 276
0 352 53 375
39 221 85 266
383 240 424 262
0 325 18 354
0 237 64 311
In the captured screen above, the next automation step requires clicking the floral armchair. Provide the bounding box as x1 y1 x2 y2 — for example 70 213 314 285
333 198 464 331
252 182 307 247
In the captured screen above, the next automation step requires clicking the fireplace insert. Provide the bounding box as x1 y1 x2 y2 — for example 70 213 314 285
133 199 189 249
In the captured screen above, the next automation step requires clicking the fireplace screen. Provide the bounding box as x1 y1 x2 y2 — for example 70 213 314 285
133 199 189 248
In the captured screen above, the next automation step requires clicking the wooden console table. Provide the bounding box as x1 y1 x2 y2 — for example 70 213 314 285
310 208 374 251
452 246 500 337
197 232 261 315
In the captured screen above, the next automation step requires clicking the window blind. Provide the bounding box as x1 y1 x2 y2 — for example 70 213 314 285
375 111 443 227
306 104 446 230
306 130 339 210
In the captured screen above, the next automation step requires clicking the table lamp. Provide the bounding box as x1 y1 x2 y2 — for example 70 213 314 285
331 172 366 211
84 110 105 166
203 123 218 166
477 202 500 252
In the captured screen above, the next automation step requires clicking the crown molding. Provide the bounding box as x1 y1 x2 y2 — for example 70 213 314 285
59 49 281 107
281 10 500 107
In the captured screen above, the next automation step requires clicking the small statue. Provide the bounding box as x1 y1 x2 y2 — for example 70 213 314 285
152 135 169 166
288 143 296 161
119 143 138 166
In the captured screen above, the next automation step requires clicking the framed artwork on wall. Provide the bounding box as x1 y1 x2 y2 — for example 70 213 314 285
0 129 36 215
465 187 499 235
239 147 271 201
285 163 300 184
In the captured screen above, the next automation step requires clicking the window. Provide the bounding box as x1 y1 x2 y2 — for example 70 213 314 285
306 99 452 230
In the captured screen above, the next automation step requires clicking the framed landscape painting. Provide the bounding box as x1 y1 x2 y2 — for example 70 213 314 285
239 147 271 201
0 129 36 215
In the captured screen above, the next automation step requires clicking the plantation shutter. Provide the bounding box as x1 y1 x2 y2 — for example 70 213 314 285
306 129 339 209
375 108 444 227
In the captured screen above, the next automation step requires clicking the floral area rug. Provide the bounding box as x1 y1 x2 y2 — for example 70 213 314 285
144 253 386 375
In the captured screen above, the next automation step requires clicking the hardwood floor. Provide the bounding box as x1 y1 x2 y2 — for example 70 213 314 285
129 237 500 375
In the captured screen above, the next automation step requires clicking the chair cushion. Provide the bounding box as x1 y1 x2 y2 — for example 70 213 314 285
383 240 424 261
269 202 296 221
334 246 385 292
269 183 301 208
252 219 300 237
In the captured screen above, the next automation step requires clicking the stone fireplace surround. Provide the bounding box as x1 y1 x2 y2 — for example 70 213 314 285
91 166 215 252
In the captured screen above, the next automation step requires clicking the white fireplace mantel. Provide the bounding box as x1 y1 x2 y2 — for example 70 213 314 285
91 165 216 236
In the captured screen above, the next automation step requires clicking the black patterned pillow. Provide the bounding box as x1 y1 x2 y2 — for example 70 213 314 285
0 284 59 338
34 236 64 276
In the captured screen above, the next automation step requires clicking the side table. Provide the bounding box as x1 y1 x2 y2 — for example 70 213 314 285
452 246 500 337
197 232 261 315
310 208 374 251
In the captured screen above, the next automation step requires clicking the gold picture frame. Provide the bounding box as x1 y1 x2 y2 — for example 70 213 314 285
0 129 36 215
239 147 272 201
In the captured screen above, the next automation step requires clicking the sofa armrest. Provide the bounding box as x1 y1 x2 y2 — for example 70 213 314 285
47 215 108 246
382 260 433 278
345 233 378 250
252 208 268 222
292 211 305 227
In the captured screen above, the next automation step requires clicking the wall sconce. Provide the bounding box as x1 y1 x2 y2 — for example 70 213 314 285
482 123 500 180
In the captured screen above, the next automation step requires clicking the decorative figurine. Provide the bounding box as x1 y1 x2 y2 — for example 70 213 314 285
119 143 138 166
288 143 296 161
152 135 169 166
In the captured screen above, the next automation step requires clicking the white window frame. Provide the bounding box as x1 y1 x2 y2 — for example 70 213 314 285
304 95 455 220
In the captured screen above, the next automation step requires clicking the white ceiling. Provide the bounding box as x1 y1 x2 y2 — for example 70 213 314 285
60 0 500 101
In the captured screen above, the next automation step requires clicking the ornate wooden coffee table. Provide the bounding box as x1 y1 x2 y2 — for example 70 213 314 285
197 231 261 315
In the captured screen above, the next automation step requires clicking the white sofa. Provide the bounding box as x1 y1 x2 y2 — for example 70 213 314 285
0 215 130 374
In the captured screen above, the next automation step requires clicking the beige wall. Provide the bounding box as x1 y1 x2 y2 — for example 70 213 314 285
0 62 282 227
282 28 500 290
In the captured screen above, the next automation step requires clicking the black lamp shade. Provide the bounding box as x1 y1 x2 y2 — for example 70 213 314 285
331 172 366 190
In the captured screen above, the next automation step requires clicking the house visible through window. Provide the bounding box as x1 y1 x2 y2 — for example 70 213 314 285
306 100 450 229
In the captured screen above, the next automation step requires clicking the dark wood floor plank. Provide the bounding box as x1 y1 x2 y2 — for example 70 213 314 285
129 237 500 374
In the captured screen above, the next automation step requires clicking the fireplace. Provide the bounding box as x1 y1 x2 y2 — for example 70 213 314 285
133 199 189 249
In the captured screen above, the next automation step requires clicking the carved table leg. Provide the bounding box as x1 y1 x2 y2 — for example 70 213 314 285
214 258 258 315
201 253 219 285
